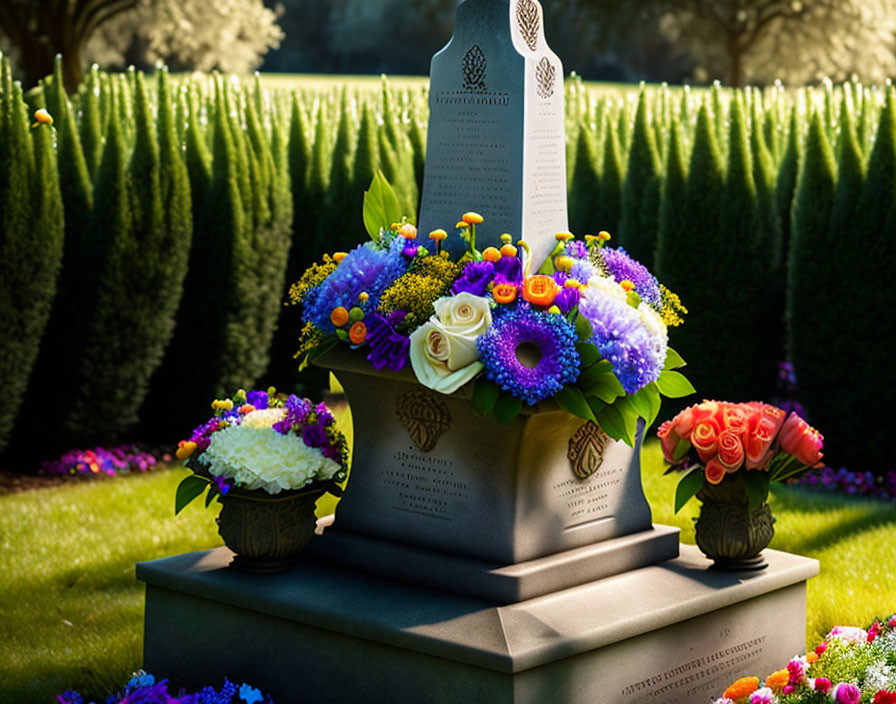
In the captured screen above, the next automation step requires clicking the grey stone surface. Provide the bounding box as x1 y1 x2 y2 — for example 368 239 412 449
318 347 654 564
304 524 680 603
418 0 567 267
139 545 819 704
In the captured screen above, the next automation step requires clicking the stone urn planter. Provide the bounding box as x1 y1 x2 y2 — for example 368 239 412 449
693 476 775 571
217 480 342 573
317 346 656 564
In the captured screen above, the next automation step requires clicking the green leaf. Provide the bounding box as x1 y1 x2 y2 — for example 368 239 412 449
627 388 653 421
175 475 209 515
587 398 607 417
576 359 614 388
743 472 770 512
574 313 593 342
663 348 686 370
554 385 596 421
584 374 625 404
656 370 696 399
472 379 502 416
204 488 218 508
575 342 601 368
362 170 403 240
674 468 705 514
494 393 523 426
645 382 662 428
672 437 691 462
612 396 638 444
597 405 627 444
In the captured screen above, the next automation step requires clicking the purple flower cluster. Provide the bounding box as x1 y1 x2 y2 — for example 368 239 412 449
43 445 159 478
272 395 343 464
598 247 661 308
795 466 896 500
477 304 581 405
452 260 495 296
366 310 410 371
57 671 273 704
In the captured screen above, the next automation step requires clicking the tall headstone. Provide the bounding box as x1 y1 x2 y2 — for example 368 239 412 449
418 0 568 267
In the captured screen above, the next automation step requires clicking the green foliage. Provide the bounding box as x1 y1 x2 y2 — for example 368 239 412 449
618 88 662 264
776 107 802 259
788 111 839 465
0 61 65 452
655 115 688 277
568 123 601 235
594 117 625 233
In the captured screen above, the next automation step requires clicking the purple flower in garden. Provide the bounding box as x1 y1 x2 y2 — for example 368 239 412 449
302 424 329 449
553 286 581 314
566 241 589 258
366 311 411 371
314 402 334 427
570 258 596 284
452 260 495 296
58 692 83 704
598 247 661 307
246 390 269 410
494 255 523 285
477 304 581 405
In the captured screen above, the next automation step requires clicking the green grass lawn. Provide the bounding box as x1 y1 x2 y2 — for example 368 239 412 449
2 431 894 701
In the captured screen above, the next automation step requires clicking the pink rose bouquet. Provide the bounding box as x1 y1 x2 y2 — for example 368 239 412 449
659 400 823 512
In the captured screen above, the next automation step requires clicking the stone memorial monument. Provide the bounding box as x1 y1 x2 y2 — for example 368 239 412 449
138 2 818 702
417 0 568 267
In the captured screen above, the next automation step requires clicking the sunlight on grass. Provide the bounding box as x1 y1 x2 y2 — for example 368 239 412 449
2 426 894 700
640 439 896 647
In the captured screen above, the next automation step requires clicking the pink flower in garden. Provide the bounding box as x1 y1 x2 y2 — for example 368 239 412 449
889 616 896 628
874 692 896 704
868 620 881 643
782 683 796 694
778 412 823 466
815 643 828 656
787 659 806 684
829 626 868 645
749 687 775 704
833 683 862 704
812 678 832 694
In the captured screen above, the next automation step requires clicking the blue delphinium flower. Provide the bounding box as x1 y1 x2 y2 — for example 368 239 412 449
578 286 666 394
239 684 263 704
477 304 580 405
302 243 408 334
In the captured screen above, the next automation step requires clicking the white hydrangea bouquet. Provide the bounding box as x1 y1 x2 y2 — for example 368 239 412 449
174 388 348 513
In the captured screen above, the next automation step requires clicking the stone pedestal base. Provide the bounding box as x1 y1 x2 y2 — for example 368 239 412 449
138 544 817 704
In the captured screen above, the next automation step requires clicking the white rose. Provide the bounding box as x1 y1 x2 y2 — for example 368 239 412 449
409 292 492 395
240 407 287 429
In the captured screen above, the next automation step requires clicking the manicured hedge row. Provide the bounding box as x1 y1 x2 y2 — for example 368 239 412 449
1 58 891 471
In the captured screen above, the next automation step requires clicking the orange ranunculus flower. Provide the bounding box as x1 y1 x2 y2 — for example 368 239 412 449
492 283 518 304
806 652 819 664
330 306 350 327
704 457 727 485
522 275 560 307
482 247 501 262
765 669 790 692
349 321 367 345
717 430 745 472
723 676 759 701
691 421 720 463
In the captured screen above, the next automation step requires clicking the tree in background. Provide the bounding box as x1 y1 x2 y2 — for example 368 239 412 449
0 0 282 90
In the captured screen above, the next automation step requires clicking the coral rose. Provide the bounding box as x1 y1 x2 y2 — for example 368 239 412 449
691 421 720 463
717 431 745 472
704 457 727 485
778 412 823 466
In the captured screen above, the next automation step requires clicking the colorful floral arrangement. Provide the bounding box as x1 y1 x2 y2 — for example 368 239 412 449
42 444 160 478
173 388 348 514
714 615 896 704
796 465 896 500
58 671 273 704
289 174 692 444
659 400 824 511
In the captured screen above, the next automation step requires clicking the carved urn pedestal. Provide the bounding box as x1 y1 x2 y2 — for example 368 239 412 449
304 346 679 601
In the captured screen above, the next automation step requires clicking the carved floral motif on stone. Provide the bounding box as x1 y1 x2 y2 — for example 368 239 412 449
396 389 452 452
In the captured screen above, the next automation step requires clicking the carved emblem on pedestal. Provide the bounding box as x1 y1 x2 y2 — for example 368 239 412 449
516 0 540 51
568 420 609 480
535 56 556 99
396 390 451 452
462 45 487 92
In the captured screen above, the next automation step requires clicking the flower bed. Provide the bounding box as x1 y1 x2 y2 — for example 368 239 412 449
58 671 273 704
715 616 896 704
42 445 163 478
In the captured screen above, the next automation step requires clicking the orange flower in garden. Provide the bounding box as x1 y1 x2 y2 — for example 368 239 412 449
333 252 348 263
238 404 255 415
349 321 367 345
330 307 350 327
428 229 448 242
806 652 819 664
462 212 484 225
176 441 197 461
32 108 53 127
400 224 418 239
482 247 501 262
765 669 790 692
500 244 518 257
522 275 560 307
492 283 518 304
723 676 759 701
